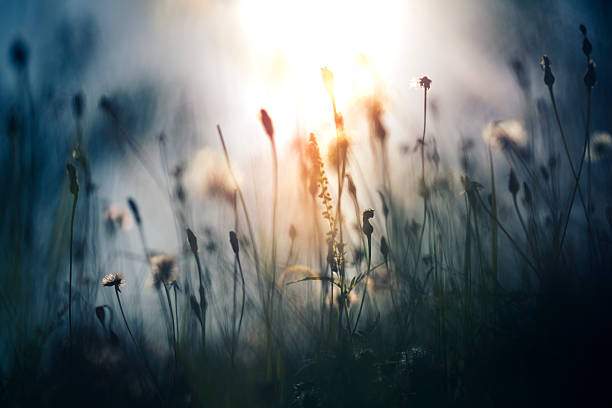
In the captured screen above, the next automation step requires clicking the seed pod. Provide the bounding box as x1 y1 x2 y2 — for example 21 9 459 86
127 197 141 225
540 55 555 88
95 306 105 328
378 191 389 218
380 236 389 263
508 168 519 196
346 174 357 198
66 163 79 196
523 182 532 206
229 230 239 255
259 109 274 142
362 209 374 238
186 228 198 254
72 92 85 119
9 37 29 70
580 24 592 57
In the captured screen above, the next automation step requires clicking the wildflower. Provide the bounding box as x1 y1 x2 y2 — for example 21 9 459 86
259 109 274 142
418 76 432 91
9 37 29 71
184 147 237 204
584 59 597 88
588 132 612 161
101 273 126 292
150 254 179 288
104 204 134 231
540 55 555 88
508 168 519 197
321 67 334 96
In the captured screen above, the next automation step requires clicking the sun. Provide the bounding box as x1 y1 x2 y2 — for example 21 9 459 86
237 0 404 145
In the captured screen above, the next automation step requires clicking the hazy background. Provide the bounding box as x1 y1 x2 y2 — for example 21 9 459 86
1 0 610 349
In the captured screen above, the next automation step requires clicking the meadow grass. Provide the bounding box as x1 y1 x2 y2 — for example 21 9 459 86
1 23 611 408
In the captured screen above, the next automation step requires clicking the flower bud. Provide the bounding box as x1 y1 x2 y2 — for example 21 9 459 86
259 109 274 142
186 228 198 254
229 230 239 255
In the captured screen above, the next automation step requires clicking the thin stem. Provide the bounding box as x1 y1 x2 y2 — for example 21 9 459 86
163 284 177 363
217 125 264 306
236 254 246 346
68 190 78 349
193 251 207 352
557 87 591 260
353 234 372 334
548 87 590 222
114 288 164 402
174 285 179 344
270 142 279 307
475 193 541 278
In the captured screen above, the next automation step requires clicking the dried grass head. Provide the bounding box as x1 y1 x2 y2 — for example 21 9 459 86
104 204 134 231
326 135 350 171
588 131 612 162
150 254 179 288
185 147 237 204
482 120 528 151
